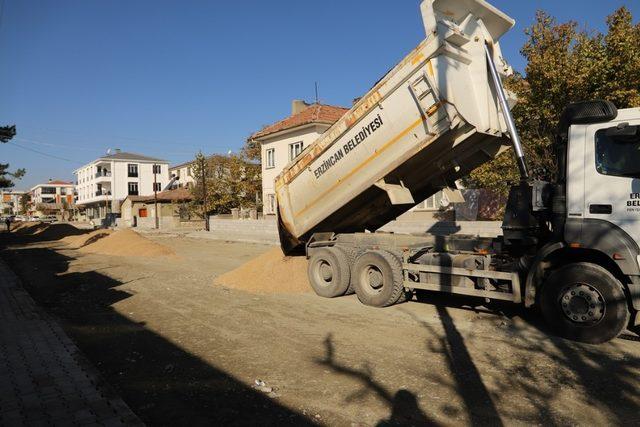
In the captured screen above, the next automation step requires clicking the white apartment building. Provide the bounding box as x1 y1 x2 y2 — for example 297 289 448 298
250 100 451 220
28 180 75 217
169 161 196 189
249 100 349 215
0 190 25 215
74 151 170 219
30 180 75 205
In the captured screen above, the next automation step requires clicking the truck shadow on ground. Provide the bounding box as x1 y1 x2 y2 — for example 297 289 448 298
318 296 640 425
0 240 315 426
411 301 639 425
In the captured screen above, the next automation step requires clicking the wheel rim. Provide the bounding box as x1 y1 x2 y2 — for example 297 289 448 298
359 264 384 295
313 260 333 287
559 283 605 324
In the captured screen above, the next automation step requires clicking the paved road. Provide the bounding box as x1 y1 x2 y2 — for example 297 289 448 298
0 258 141 426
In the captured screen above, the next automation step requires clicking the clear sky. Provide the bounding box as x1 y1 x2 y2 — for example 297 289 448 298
1 0 639 190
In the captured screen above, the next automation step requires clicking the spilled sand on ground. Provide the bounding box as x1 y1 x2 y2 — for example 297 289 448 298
79 229 175 257
214 247 310 294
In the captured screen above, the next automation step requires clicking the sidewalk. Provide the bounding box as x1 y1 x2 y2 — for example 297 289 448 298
0 259 141 426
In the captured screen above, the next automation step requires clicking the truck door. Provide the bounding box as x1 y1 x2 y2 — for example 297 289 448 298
583 117 640 242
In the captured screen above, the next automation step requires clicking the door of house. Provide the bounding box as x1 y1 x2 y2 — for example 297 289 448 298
139 208 148 218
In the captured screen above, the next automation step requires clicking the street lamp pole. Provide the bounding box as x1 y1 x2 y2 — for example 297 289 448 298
199 156 209 231
153 164 159 229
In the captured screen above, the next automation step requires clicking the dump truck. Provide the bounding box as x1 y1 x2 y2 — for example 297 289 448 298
275 0 640 343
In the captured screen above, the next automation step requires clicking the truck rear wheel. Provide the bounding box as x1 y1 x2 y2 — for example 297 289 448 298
540 262 629 344
307 247 351 298
352 250 405 307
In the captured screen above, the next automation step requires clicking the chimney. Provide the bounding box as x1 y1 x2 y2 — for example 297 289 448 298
291 99 310 115
115 148 121 154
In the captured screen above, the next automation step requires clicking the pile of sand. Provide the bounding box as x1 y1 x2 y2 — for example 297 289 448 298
13 222 47 234
11 222 85 241
79 229 175 257
214 247 310 294
61 229 113 248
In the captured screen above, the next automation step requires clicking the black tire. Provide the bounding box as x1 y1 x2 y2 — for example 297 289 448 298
540 262 630 344
307 247 351 298
352 250 405 307
335 246 357 295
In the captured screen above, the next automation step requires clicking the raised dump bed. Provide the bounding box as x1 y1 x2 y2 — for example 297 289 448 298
276 0 517 254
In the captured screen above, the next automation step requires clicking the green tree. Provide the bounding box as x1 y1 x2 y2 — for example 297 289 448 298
0 163 25 188
468 7 640 194
241 137 261 163
19 193 30 215
190 151 261 216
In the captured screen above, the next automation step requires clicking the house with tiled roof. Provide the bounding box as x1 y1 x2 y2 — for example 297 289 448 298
249 100 349 215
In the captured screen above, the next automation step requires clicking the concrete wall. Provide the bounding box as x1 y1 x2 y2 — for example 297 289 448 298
206 217 279 244
204 216 502 245
135 216 204 230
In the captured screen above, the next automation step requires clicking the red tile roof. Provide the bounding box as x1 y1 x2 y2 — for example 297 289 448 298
129 187 194 203
251 103 349 140
47 180 73 185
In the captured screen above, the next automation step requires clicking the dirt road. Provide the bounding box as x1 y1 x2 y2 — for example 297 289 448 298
2 231 639 426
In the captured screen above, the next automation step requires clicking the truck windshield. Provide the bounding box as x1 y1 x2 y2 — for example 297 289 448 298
595 126 640 178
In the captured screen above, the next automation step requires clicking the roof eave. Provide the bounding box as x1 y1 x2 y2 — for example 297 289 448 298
251 121 334 142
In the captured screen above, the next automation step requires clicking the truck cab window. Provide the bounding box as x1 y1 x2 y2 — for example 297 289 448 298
595 125 640 178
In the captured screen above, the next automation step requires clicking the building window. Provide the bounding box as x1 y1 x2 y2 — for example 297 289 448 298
289 142 303 161
128 164 139 177
128 182 139 196
267 194 276 214
265 148 275 169
153 182 161 192
41 187 56 194
153 164 162 174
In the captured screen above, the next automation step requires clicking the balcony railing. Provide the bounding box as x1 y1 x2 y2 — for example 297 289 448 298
95 191 112 197
95 172 112 178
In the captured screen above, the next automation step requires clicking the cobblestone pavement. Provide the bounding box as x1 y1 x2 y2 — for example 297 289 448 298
0 259 142 426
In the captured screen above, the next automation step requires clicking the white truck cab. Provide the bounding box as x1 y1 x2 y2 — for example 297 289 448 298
570 108 640 241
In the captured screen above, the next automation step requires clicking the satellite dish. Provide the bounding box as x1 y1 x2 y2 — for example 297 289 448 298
106 148 112 155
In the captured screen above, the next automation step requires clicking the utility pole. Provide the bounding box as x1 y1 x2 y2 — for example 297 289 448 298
199 156 209 231
153 164 159 229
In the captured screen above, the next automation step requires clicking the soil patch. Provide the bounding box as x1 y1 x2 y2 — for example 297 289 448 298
79 229 175 257
214 247 310 294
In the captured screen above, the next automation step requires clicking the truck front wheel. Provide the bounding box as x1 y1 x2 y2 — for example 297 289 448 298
307 247 351 298
540 262 629 344
352 250 405 307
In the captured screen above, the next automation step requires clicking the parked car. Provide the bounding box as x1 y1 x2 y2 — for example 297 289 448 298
39 215 58 223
